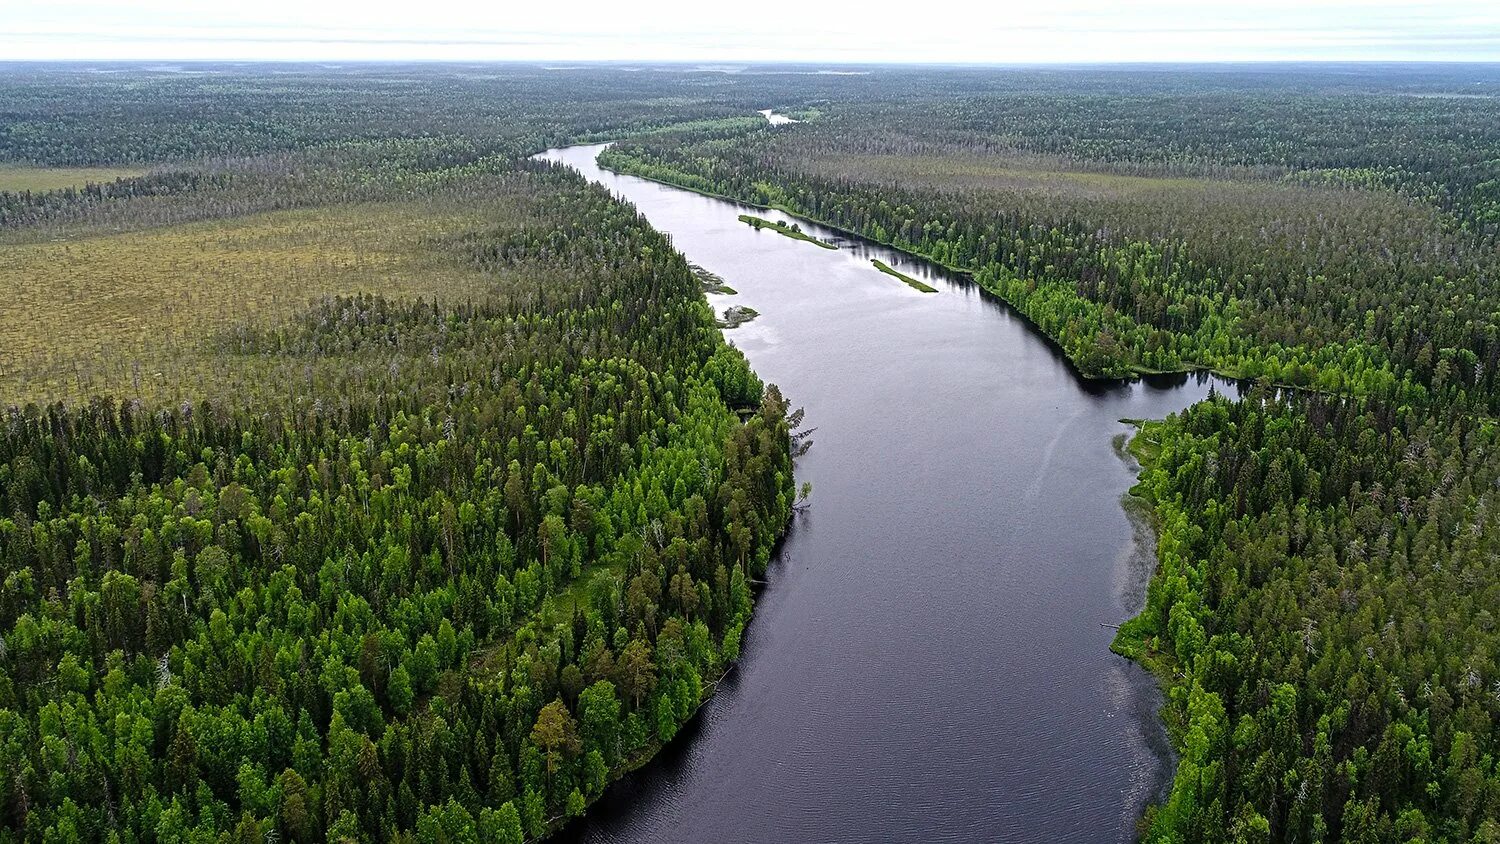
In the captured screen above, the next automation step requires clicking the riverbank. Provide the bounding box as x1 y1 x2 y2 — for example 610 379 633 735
596 152 1229 386
1108 421 1189 839
1108 421 1170 673
543 140 1231 844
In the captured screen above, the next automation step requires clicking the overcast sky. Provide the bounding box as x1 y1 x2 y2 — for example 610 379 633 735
5 0 1499 64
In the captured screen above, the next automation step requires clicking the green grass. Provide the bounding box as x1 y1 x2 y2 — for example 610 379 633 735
1123 420 1164 470
0 165 148 192
871 258 938 292
737 213 837 249
0 201 512 406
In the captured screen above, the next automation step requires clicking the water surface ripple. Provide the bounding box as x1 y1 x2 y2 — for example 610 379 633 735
538 143 1235 843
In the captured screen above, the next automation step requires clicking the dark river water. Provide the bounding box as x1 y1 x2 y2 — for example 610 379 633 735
536 142 1236 843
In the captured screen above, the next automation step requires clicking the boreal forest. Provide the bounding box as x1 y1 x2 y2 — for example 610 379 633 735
1 61 1499 843
596 64 1500 843
0 66 800 843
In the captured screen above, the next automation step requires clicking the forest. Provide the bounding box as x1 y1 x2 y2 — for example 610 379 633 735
1118 391 1500 843
594 66 1500 842
599 83 1500 399
0 65 803 842
3 61 1500 843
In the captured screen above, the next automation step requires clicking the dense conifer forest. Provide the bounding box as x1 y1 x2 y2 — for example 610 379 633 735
1121 392 1500 842
0 65 800 842
594 65 1500 842
3 62 1500 843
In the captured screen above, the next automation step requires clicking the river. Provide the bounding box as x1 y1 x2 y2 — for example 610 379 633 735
536 142 1236 843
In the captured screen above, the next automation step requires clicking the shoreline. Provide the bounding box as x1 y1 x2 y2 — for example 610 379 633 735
549 139 1218 843
591 153 1237 388
1108 422 1189 840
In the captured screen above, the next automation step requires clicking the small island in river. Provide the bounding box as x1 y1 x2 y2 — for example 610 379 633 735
718 304 759 328
871 259 938 293
738 214 837 249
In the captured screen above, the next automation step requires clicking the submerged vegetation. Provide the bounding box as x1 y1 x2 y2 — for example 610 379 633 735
717 305 760 328
736 214 837 249
690 263 737 295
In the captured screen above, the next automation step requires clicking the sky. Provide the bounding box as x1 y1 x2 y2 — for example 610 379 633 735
4 0 1499 64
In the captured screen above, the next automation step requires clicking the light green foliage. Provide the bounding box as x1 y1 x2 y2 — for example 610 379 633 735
870 259 937 293
0 67 797 844
737 214 837 249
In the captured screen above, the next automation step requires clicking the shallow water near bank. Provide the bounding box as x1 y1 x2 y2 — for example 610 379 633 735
537 142 1238 843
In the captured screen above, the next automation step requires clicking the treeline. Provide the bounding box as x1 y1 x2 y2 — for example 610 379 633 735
0 66 748 166
7 62 1499 843
599 118 1500 409
0 63 894 171
0 71 797 842
595 69 1500 842
1122 391 1500 842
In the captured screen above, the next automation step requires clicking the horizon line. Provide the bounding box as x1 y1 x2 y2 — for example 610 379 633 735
4 58 1500 67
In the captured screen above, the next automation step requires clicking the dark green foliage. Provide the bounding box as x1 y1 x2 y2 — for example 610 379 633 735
6 61 1500 843
598 69 1500 404
0 68 795 843
1130 393 1500 843
596 65 1500 841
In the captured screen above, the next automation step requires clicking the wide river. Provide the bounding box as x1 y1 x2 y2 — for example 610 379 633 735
537 142 1235 843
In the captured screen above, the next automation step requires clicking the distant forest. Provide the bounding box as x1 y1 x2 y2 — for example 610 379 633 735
2 62 1500 843
597 63 1500 843
0 65 802 843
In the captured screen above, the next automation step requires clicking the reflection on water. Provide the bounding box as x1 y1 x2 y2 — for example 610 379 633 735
537 143 1237 843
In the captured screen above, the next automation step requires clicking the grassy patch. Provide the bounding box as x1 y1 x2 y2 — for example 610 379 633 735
0 165 149 193
737 213 836 249
1124 420 1164 472
870 258 938 292
0 201 508 406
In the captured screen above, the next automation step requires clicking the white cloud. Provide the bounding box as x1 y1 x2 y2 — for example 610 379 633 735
3 0 1498 62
